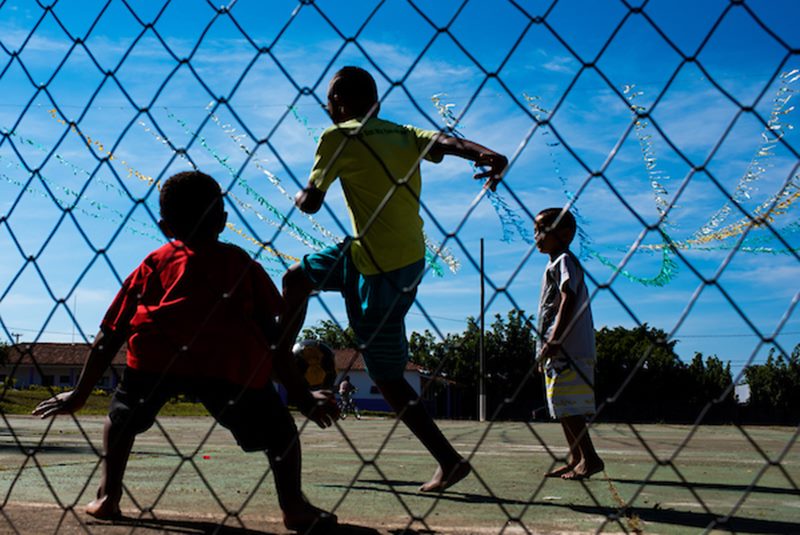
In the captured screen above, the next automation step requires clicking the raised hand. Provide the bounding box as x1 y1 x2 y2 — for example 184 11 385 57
473 152 508 192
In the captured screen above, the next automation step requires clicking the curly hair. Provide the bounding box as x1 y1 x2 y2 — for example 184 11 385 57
159 171 224 242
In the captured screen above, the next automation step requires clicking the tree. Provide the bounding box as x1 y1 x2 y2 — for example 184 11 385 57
595 324 735 423
742 344 800 423
685 352 737 422
595 324 681 421
300 319 356 350
484 310 541 420
409 310 541 420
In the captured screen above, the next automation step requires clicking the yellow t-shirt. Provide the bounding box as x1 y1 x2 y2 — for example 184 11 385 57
309 117 442 275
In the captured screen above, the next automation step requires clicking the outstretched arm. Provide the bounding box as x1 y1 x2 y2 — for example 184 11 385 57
32 329 125 417
428 136 508 191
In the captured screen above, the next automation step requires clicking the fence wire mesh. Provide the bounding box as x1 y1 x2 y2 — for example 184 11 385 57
1 0 799 533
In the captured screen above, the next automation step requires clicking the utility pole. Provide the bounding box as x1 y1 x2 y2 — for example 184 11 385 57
479 238 486 423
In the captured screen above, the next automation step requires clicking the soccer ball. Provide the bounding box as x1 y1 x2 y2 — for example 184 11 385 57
292 339 336 390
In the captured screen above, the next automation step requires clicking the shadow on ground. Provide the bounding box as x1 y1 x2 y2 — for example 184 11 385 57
103 515 384 534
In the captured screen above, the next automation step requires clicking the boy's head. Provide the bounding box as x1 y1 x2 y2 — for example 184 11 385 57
534 207 576 255
327 66 379 123
159 171 226 244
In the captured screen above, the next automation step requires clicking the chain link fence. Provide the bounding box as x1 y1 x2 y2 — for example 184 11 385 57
1 0 798 533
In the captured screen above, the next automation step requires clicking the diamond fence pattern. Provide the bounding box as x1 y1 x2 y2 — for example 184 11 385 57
0 0 798 533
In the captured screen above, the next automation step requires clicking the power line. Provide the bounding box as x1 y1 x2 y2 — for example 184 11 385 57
677 331 800 339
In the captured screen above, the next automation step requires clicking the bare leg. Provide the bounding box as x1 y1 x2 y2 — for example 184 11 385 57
545 419 578 478
86 416 134 519
279 265 315 358
560 416 604 480
376 378 470 492
269 437 337 531
275 267 336 529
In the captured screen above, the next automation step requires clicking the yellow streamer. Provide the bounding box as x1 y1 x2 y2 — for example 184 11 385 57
48 109 157 186
684 179 800 245
46 108 297 263
225 222 298 262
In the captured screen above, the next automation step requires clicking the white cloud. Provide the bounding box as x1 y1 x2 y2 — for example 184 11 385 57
541 55 576 74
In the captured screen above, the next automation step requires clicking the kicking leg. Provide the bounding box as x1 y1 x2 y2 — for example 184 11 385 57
377 378 470 492
279 264 315 358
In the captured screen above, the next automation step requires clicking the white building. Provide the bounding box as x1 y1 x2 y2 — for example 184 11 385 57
330 348 424 412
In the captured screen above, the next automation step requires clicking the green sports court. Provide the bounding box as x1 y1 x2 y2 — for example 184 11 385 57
1 414 797 533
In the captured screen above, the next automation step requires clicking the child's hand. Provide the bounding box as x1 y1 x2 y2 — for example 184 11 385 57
537 341 561 372
536 352 547 374
474 152 508 192
300 390 339 428
32 391 85 418
541 340 561 360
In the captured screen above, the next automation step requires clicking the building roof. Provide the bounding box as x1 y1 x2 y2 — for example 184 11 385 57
2 342 126 367
333 348 423 372
2 343 422 373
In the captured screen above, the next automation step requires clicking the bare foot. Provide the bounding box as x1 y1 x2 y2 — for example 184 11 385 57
283 503 337 533
544 464 575 478
85 496 121 520
561 458 605 481
419 460 471 492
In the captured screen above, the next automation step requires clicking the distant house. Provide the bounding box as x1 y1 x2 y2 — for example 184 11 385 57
1 343 424 414
1 342 125 390
330 348 424 412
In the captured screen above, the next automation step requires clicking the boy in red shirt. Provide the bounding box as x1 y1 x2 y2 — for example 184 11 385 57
33 171 337 532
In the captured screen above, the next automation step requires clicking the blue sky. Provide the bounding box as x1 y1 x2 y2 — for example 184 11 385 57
1 0 798 382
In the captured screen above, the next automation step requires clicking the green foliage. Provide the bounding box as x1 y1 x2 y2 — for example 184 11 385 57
301 319 356 349
410 310 542 420
305 317 763 423
595 324 736 422
742 344 800 423
412 320 738 423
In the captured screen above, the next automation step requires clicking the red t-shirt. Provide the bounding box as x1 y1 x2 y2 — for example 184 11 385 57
101 240 282 388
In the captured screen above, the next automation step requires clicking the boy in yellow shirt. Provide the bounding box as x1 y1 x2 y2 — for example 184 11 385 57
280 66 507 492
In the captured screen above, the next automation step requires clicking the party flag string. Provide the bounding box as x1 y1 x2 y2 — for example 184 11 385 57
204 103 343 245
524 93 593 259
684 173 800 246
522 94 678 286
36 110 289 265
693 69 798 240
225 221 299 262
2 127 163 240
432 93 535 245
623 85 676 229
288 105 324 143
163 111 330 251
